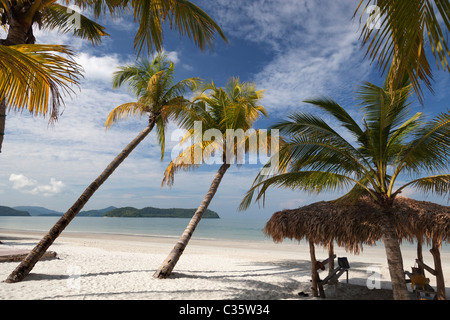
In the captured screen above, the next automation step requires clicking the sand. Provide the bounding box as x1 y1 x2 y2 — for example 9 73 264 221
1 229 449 300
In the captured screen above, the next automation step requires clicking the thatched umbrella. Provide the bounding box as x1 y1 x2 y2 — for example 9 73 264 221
264 196 450 299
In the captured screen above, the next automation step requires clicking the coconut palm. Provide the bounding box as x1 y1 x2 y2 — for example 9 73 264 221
0 0 228 151
153 77 267 279
240 76 450 300
0 44 82 152
5 53 200 283
0 0 108 151
0 0 106 152
354 0 450 103
0 0 227 54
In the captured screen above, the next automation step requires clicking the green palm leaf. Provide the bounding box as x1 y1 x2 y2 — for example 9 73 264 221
391 111 450 178
302 97 364 139
241 71 450 211
72 0 228 55
106 52 200 160
41 3 109 45
240 171 363 211
355 0 450 102
163 77 267 185
395 174 450 197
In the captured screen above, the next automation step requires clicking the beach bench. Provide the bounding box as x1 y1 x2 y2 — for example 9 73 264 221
317 257 350 298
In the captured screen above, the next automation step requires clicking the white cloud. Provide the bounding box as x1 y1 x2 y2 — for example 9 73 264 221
9 174 37 190
75 53 123 83
73 50 181 85
165 50 180 64
201 0 372 112
31 178 66 196
9 174 65 196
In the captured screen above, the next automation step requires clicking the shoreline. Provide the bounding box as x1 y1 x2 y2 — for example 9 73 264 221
1 229 449 300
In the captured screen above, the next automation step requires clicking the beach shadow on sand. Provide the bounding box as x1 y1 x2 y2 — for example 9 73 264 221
4 257 426 300
171 258 397 300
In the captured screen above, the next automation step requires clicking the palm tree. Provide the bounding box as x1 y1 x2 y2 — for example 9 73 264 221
0 0 228 152
354 0 450 103
5 53 200 283
153 77 267 279
4 0 227 282
0 0 109 152
0 44 82 152
240 76 450 300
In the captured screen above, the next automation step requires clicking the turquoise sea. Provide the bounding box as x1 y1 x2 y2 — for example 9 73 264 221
1 216 449 252
0 216 274 242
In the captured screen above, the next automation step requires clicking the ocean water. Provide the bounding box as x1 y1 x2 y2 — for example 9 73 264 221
0 216 274 242
1 216 448 252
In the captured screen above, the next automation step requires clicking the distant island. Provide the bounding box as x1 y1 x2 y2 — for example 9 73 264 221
104 207 220 219
0 206 30 216
2 205 220 219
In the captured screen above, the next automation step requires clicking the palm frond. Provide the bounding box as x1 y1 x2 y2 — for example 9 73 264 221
162 139 217 186
331 175 375 205
165 77 200 100
112 53 172 96
355 79 413 166
278 130 369 179
104 102 149 128
107 53 197 162
154 114 167 160
386 112 423 156
392 111 450 177
0 44 81 120
271 112 368 166
131 0 228 55
163 77 266 183
395 174 450 197
239 171 362 211
302 97 364 139
67 0 128 20
41 3 109 45
355 0 450 102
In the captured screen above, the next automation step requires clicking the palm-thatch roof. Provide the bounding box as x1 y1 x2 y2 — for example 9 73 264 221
264 196 450 254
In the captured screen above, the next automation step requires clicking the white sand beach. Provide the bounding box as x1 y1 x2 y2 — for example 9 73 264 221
1 230 449 300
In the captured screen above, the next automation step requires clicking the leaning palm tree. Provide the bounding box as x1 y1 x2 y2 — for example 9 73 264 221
153 77 267 279
354 0 450 103
5 53 200 283
240 76 450 300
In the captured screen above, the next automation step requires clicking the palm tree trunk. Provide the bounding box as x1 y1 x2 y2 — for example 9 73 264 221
308 241 319 297
0 99 6 153
430 240 446 300
153 163 230 279
380 210 412 300
0 9 36 153
5 121 155 283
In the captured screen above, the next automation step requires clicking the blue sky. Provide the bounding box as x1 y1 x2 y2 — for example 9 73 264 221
1 0 449 219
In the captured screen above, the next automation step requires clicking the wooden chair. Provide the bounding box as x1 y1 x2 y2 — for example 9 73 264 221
317 257 350 298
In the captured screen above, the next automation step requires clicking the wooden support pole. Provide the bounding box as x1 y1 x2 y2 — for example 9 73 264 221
430 240 446 300
328 242 334 275
416 236 424 275
309 240 320 298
